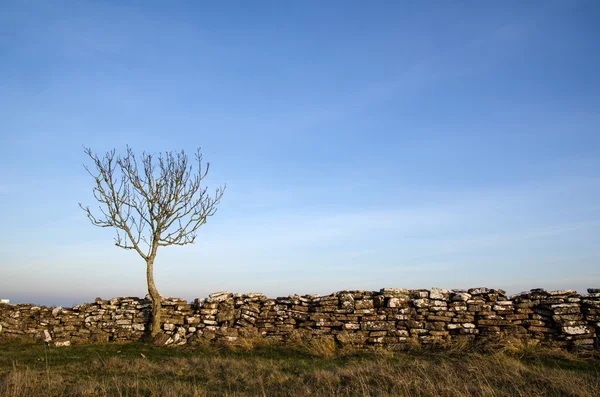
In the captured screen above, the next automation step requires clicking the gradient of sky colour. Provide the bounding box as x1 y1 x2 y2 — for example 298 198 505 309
1 0 599 306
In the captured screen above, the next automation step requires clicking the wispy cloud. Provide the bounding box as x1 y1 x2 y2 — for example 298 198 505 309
158 175 600 272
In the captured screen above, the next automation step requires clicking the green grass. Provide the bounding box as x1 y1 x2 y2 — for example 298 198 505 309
1 336 599 396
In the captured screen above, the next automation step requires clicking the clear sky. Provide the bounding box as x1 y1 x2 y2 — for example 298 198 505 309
1 0 599 306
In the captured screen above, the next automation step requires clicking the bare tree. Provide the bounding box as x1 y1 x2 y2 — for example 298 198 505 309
80 146 225 338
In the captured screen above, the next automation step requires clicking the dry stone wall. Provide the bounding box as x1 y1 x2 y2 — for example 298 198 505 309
1 288 599 350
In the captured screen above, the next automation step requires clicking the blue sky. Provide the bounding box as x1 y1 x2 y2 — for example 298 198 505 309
1 0 599 306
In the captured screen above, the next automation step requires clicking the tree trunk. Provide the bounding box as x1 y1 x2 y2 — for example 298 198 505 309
146 256 162 338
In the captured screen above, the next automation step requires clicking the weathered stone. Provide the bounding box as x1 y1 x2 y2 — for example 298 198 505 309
216 310 235 323
563 326 594 335
132 324 145 331
208 291 231 302
430 300 447 307
151 332 171 345
387 298 401 308
160 323 174 332
451 293 471 302
468 287 490 295
548 290 576 296
429 288 450 300
381 288 409 295
185 316 201 325
0 287 598 351
355 299 374 310
413 299 429 308
362 321 394 331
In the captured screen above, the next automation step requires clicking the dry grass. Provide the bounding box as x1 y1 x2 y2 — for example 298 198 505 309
0 336 598 396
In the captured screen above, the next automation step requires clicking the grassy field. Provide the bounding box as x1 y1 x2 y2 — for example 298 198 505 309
0 336 599 397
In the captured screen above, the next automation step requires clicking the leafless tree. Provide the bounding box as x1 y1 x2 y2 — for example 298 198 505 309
80 146 225 338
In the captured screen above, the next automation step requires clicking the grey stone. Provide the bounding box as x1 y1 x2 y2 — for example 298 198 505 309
0 286 597 352
380 288 409 297
451 293 472 302
548 290 576 296
563 326 593 335
468 287 490 295
429 288 450 300
208 291 232 303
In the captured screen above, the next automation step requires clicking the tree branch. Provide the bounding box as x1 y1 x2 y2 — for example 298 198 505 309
80 146 225 260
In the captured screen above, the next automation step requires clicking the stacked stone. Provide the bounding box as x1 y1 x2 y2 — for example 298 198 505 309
258 292 349 343
57 297 154 344
83 297 149 343
580 289 600 350
310 295 342 327
187 292 229 343
2 288 599 351
255 297 277 338
281 294 312 340
55 305 87 344
232 292 267 340
76 301 108 343
262 294 331 344
446 290 477 339
373 288 412 348
157 297 190 345
0 304 74 346
186 292 268 344
467 288 521 340
329 291 364 346
510 289 557 343
234 292 268 338
402 288 448 345
348 290 390 346
1 297 174 346
537 290 594 350
0 304 55 340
